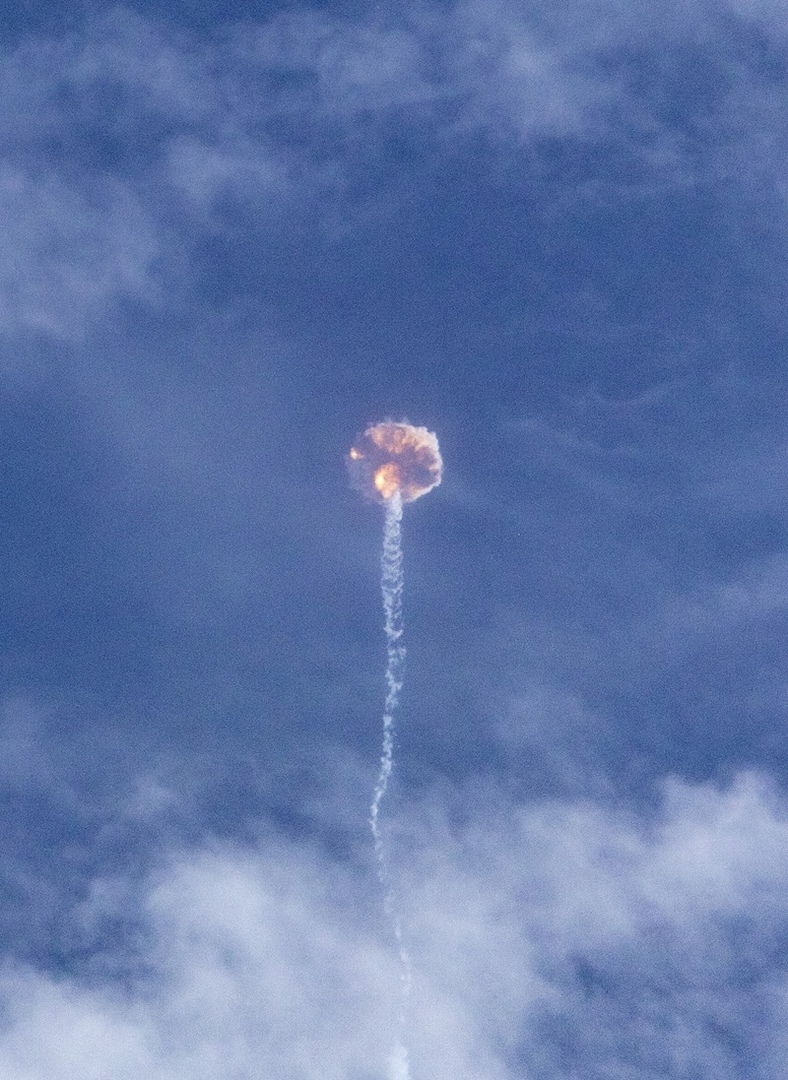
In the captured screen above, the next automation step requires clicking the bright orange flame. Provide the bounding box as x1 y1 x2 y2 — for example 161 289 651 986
374 463 402 500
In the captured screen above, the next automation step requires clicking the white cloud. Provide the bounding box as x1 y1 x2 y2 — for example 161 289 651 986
400 770 788 1076
0 840 397 1080
0 164 158 337
1 0 786 337
165 136 288 208
445 0 612 138
0 771 787 1078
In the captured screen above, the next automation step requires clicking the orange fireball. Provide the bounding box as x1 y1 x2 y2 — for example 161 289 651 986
347 422 442 504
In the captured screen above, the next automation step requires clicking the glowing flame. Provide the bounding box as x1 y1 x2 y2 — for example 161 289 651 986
374 463 402 500
347 422 442 504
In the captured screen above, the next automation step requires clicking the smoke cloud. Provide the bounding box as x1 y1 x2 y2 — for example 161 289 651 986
347 423 442 504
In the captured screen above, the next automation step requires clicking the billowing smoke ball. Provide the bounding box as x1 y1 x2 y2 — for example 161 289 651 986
347 422 442 504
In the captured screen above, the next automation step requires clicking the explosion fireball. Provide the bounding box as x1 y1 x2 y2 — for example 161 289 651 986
347 422 442 504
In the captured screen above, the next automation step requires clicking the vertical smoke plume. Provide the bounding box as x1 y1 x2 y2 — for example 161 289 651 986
370 492 412 1080
347 421 442 1080
370 492 404 867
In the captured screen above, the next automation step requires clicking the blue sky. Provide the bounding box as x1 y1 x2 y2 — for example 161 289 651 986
3 1 788 1076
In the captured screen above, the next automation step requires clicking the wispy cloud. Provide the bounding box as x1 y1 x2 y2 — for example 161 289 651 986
0 164 157 336
5 1 787 336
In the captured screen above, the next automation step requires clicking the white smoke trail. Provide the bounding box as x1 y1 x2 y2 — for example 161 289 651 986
369 492 412 1080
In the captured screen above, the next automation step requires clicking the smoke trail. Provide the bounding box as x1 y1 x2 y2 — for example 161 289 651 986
347 421 441 1079
370 491 412 1080
370 493 404 859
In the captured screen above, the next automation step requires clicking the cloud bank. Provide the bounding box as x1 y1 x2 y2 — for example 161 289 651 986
0 772 785 1079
